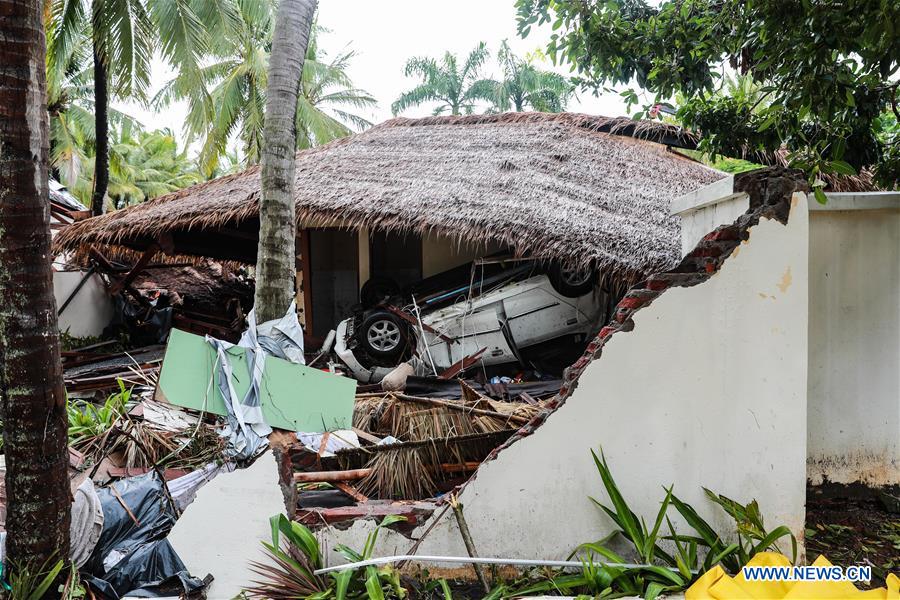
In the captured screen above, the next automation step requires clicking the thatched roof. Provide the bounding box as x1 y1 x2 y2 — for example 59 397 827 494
54 112 728 278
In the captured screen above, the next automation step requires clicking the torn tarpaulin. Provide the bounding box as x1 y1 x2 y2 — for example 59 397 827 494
82 472 205 599
207 301 306 460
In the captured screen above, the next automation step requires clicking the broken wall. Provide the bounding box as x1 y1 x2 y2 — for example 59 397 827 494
54 269 114 337
807 197 900 486
320 174 810 568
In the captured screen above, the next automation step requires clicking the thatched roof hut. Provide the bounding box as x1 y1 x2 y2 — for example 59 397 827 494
54 112 729 279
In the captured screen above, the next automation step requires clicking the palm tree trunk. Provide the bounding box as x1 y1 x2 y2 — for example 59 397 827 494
254 0 317 323
0 0 71 573
91 34 109 217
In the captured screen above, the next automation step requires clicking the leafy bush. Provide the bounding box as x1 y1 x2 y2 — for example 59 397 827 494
498 448 796 599
67 380 131 451
246 514 408 600
245 449 796 599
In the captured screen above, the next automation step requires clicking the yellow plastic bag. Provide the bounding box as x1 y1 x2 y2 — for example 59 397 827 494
685 552 899 600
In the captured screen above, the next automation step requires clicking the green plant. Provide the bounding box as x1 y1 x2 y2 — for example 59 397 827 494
67 379 131 450
155 15 376 177
246 514 408 600
499 448 796 599
3 558 63 600
391 42 498 117
515 0 900 189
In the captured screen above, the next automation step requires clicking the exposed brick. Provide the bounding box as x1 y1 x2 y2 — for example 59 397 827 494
613 307 632 323
482 167 807 466
702 226 741 242
598 325 617 338
618 295 645 310
691 243 727 258
648 272 705 289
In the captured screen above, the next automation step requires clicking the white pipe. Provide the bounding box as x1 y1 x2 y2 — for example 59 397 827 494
313 554 694 575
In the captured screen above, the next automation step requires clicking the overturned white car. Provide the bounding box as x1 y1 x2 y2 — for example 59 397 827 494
334 259 619 383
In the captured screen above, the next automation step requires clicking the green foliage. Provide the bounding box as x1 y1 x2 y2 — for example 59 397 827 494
67 380 132 450
515 0 900 188
246 514 408 600
155 12 376 176
393 41 575 117
3 558 64 600
495 448 796 599
489 40 575 113
392 42 498 117
63 124 202 207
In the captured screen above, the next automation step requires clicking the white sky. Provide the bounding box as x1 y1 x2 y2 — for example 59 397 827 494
118 0 640 156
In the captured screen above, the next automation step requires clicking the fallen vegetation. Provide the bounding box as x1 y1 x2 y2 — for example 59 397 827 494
806 491 900 588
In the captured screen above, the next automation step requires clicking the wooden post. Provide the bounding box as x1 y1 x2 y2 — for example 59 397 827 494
109 243 159 295
295 228 313 331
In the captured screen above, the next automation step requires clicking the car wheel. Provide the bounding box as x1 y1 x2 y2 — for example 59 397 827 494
357 310 411 361
359 276 401 308
548 262 597 297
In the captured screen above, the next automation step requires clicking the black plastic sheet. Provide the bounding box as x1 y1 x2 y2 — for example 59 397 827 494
83 473 205 598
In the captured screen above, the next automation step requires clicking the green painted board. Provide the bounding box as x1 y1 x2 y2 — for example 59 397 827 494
155 328 356 432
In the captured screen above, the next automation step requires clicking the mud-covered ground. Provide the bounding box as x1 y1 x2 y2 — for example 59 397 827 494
806 488 900 588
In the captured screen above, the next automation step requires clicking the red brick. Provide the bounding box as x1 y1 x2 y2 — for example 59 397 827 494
598 325 617 338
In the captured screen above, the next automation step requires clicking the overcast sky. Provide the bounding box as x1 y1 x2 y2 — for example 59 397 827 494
119 1 639 152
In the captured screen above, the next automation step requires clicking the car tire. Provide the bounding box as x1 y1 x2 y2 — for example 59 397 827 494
359 276 401 308
547 262 597 297
357 310 412 361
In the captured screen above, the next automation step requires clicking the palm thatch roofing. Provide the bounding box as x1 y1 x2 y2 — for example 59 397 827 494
54 112 731 279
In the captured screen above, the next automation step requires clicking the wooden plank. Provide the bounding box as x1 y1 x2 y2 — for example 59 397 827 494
296 229 313 331
155 329 356 432
109 244 159 295
334 482 369 503
296 502 434 526
351 426 383 444
293 468 372 483
438 347 487 379
383 304 453 343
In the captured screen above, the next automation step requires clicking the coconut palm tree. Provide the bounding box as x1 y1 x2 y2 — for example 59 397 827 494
0 0 71 572
296 30 376 150
46 0 216 215
46 39 143 196
255 0 317 323
392 42 498 116
156 3 375 177
490 41 574 113
65 125 202 207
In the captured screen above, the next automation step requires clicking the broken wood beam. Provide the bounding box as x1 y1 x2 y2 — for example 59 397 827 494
296 501 435 527
293 468 372 483
334 481 369 503
382 304 454 343
438 347 487 379
109 243 160 295
352 426 383 445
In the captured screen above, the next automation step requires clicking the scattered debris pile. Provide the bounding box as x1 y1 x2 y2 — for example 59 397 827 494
63 343 164 395
283 379 557 528
62 247 252 346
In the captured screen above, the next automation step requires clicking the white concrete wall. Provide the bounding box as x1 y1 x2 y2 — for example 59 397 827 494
321 193 810 567
671 175 749 257
53 269 114 338
807 203 900 486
